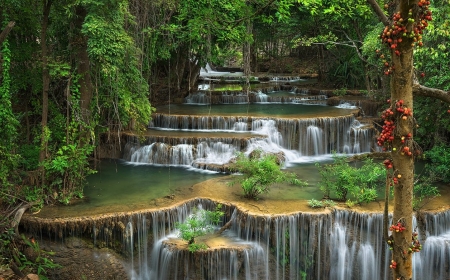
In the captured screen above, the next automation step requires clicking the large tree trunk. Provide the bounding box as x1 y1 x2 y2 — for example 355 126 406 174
369 0 426 278
387 1 418 279
38 0 52 184
390 44 414 280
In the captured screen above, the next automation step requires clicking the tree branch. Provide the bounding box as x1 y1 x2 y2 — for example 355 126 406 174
366 0 389 26
216 219 233 235
413 83 450 104
11 202 38 236
0 21 15 45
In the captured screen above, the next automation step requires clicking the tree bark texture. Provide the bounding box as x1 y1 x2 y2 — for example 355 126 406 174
388 1 418 279
74 6 93 122
0 21 15 45
38 0 52 175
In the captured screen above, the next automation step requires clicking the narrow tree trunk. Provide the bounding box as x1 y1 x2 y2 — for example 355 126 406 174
38 0 52 184
0 21 15 45
74 6 93 123
187 61 201 94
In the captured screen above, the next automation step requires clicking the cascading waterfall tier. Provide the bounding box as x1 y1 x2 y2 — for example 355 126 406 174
184 91 328 105
21 198 450 280
130 114 377 171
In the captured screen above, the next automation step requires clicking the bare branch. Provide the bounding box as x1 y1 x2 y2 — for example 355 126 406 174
413 83 450 104
366 0 390 26
0 21 15 45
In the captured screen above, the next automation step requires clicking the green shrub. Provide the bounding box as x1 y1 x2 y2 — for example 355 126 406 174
413 175 441 210
316 154 385 204
229 150 307 200
346 199 356 208
323 199 336 207
307 199 324 208
424 143 450 183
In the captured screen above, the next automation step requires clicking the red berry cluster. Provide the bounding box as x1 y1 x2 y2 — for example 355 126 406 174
377 1 432 75
409 232 422 253
393 176 399 185
402 146 412 156
390 222 406 233
377 106 396 148
381 12 406 56
400 132 412 144
383 159 393 169
375 50 392 75
390 260 397 269
394 99 413 121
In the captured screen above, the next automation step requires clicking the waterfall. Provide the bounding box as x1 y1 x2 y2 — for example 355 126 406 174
127 204 270 280
24 199 449 280
132 114 378 171
185 92 210 104
271 76 303 82
255 91 269 103
183 91 328 104
413 211 450 280
306 126 323 155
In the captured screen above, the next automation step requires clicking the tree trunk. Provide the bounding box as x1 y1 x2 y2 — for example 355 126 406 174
74 6 93 123
390 47 414 279
38 0 52 184
0 21 15 45
388 1 417 279
369 0 428 278
187 61 201 94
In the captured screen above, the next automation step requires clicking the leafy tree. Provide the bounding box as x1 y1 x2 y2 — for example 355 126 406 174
175 204 224 252
0 21 20 187
292 0 377 88
229 150 306 200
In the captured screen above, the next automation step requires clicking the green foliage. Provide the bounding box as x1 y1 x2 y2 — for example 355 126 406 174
413 176 440 210
43 139 96 204
22 186 44 211
328 51 365 88
307 199 323 208
307 199 335 208
187 243 208 253
0 219 15 265
15 235 61 279
17 144 39 171
175 204 224 252
345 199 356 208
332 88 347 97
413 97 450 150
1 218 60 279
414 1 450 91
424 143 450 183
323 199 336 207
316 154 385 203
229 150 307 200
0 38 20 186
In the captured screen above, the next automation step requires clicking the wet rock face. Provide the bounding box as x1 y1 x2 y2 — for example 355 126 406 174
38 237 128 280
